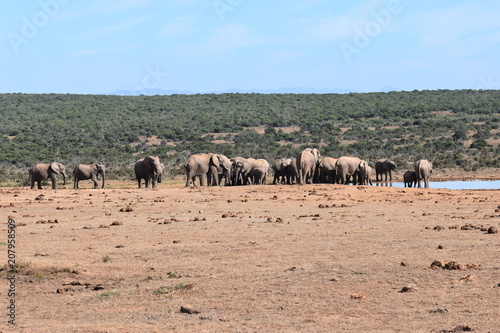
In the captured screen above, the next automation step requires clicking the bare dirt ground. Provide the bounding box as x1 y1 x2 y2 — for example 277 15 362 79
1 172 499 332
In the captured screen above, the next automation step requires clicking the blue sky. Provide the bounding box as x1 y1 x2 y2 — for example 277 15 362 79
1 0 499 94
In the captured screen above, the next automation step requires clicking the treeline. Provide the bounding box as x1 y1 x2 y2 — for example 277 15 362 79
0 90 499 183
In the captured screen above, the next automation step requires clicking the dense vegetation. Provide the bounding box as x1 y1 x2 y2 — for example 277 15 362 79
0 90 499 183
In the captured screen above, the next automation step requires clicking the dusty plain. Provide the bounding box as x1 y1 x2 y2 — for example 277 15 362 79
1 170 499 332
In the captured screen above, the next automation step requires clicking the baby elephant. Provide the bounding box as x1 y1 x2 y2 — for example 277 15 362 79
73 163 106 189
403 171 417 188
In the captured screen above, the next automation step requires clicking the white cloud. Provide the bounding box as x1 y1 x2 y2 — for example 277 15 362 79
298 14 367 41
73 17 148 40
60 0 151 20
404 4 500 56
158 13 199 38
168 24 276 58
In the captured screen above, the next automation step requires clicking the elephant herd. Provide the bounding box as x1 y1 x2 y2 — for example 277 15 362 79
183 149 433 189
28 156 165 190
26 151 432 190
28 162 106 190
184 153 270 187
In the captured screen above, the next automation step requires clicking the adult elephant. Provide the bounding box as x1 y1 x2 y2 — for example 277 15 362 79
250 159 270 185
231 157 269 185
317 156 337 183
210 154 232 186
29 162 67 189
403 171 417 188
134 156 163 188
296 148 321 184
272 158 292 185
414 159 432 188
358 160 373 185
375 159 397 182
73 163 105 189
230 157 247 185
335 156 362 185
185 153 232 187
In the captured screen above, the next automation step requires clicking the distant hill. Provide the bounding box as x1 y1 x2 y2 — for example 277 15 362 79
108 87 360 96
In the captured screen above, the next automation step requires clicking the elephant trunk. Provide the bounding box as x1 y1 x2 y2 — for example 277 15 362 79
101 172 105 188
62 173 67 185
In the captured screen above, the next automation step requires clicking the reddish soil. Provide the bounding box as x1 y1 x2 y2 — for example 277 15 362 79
0 172 499 332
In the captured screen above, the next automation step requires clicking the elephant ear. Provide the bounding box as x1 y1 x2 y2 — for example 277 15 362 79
210 154 221 168
50 162 62 174
219 156 232 171
144 156 156 169
313 148 320 158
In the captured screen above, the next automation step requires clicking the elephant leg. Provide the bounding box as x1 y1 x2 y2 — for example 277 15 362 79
74 180 79 189
91 175 98 189
50 174 57 189
388 170 392 181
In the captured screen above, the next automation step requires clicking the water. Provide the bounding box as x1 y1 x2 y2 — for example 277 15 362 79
374 180 500 190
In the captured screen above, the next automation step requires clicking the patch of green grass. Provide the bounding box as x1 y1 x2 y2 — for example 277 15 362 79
174 282 193 291
52 267 79 274
102 255 111 263
98 291 121 297
152 286 172 295
166 271 180 279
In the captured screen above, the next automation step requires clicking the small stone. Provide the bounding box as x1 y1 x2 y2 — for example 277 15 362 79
430 260 445 269
401 283 418 292
437 244 444 249
459 275 477 284
56 288 65 294
350 293 366 300
487 226 498 234
180 305 200 314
